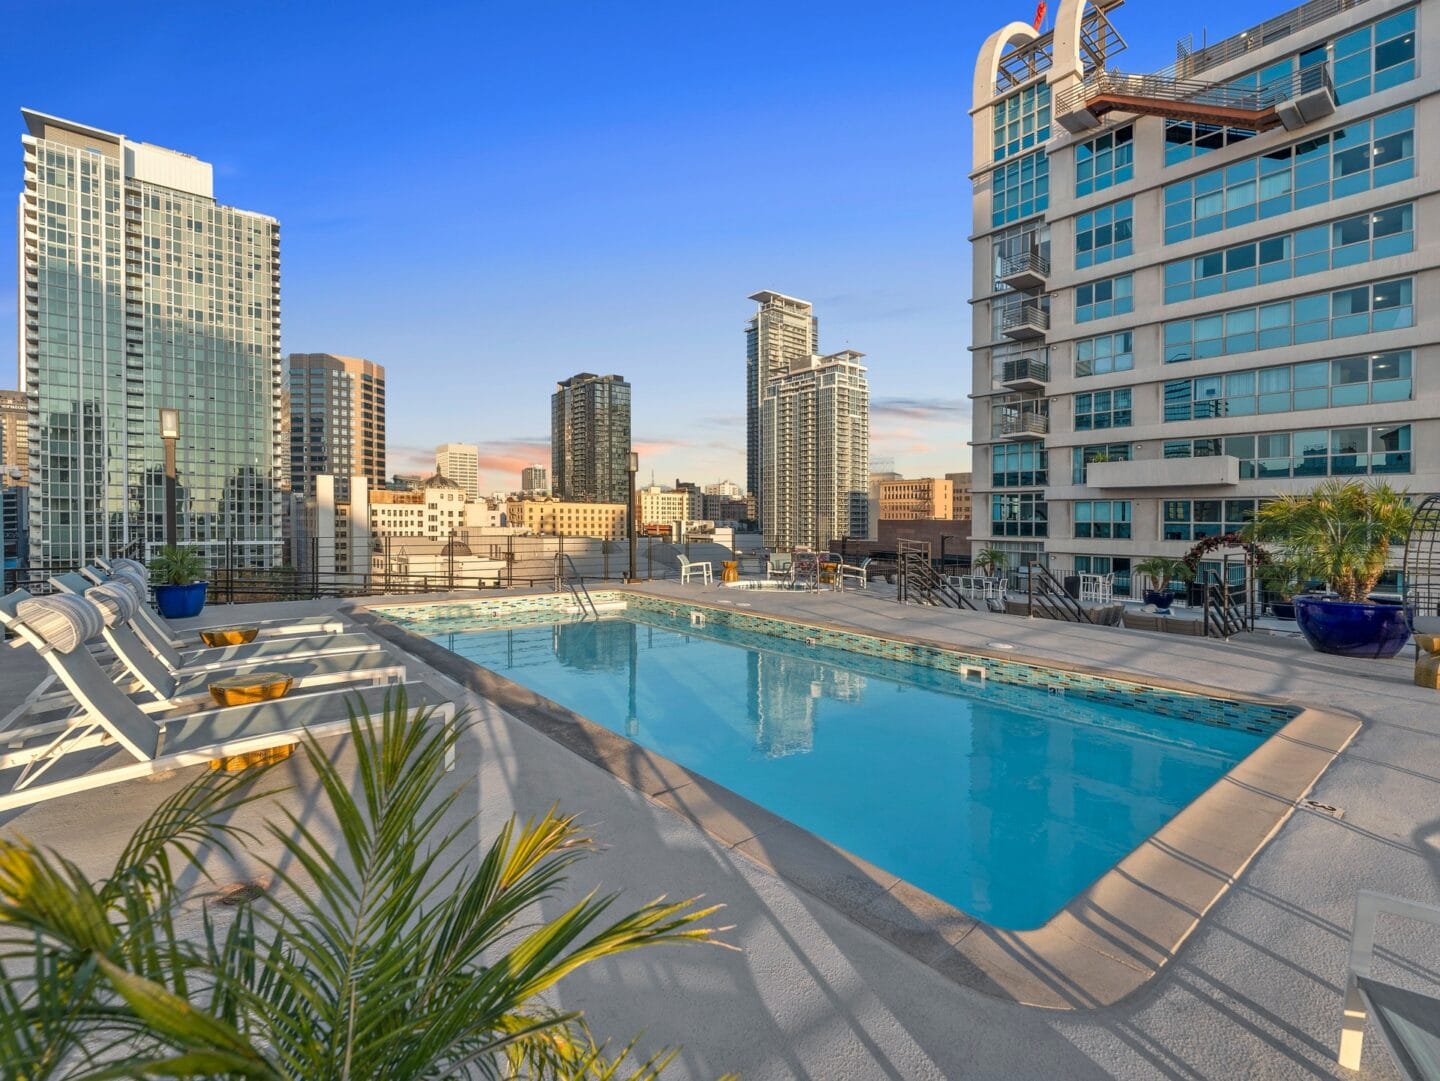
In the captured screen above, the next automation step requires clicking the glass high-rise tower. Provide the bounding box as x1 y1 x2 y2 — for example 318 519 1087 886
551 373 631 504
19 110 282 569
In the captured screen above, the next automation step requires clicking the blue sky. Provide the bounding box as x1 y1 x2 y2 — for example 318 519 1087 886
1 0 1229 493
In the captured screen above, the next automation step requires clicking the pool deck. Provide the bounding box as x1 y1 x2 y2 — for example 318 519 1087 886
5 583 1439 1079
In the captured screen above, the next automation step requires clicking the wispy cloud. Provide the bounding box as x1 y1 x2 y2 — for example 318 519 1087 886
870 395 971 422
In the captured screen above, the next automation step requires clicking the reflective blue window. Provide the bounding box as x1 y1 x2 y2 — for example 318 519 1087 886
1163 352 1411 421
993 83 1052 163
1161 425 1410 481
1074 501 1131 540
1074 388 1132 430
1075 199 1133 269
1075 125 1133 196
992 443 1048 488
1075 274 1133 323
1074 331 1133 377
992 150 1049 227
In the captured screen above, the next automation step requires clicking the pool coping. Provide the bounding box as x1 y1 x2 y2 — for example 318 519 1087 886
346 588 1362 1011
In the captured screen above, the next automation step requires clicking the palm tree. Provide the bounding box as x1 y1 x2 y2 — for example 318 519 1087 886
0 691 731 1079
974 548 1007 576
1132 556 1192 594
1242 479 1412 601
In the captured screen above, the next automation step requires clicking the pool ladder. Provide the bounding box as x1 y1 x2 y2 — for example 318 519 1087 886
554 553 598 619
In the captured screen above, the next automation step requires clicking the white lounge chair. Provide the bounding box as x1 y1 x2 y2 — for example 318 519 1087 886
838 557 871 591
85 558 346 645
677 555 713 584
52 572 381 671
1338 890 1440 1075
0 590 454 811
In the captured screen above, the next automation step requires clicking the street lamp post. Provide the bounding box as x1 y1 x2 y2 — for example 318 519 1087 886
159 408 180 550
627 451 639 582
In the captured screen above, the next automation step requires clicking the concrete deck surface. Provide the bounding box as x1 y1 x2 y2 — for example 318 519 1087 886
4 585 1440 1079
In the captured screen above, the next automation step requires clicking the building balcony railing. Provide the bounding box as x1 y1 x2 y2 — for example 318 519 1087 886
1001 357 1050 392
1001 303 1049 341
998 411 1049 440
998 250 1049 292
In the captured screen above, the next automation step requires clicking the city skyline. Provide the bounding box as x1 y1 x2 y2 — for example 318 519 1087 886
0 2 1266 498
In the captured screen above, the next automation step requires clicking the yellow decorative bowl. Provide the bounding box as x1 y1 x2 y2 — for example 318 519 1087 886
209 671 294 708
1415 633 1440 656
200 626 259 647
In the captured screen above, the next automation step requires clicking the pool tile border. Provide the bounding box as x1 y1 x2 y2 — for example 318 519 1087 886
350 588 1361 1010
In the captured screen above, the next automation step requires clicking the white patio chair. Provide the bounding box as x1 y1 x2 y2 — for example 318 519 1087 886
85 558 346 646
0 590 454 811
677 555 712 584
766 553 793 581
838 557 871 591
1079 573 1115 604
1339 889 1440 1075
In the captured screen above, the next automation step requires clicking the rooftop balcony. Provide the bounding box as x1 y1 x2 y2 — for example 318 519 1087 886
998 411 1049 441
1001 302 1049 341
1001 357 1050 393
999 250 1050 292
1087 455 1240 489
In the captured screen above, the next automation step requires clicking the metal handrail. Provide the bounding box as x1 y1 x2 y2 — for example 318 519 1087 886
1002 357 1050 384
1025 560 1093 624
897 550 977 611
1001 302 1050 333
999 249 1050 279
999 411 1049 437
1166 0 1369 84
554 552 598 618
1056 61 1333 119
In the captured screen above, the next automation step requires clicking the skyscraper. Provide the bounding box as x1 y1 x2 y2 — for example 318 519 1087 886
969 0 1431 585
287 353 386 500
0 389 27 484
435 443 480 500
19 110 282 568
746 292 818 514
520 463 547 493
551 373 631 504
761 350 870 551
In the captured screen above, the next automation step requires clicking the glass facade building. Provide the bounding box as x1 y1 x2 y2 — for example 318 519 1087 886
19 110 282 570
969 0 1435 585
551 373 632 505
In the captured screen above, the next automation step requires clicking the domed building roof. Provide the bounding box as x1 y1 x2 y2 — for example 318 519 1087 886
439 538 473 558
424 470 462 489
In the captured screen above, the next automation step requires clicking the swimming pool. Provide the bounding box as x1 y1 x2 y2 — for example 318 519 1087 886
378 594 1289 930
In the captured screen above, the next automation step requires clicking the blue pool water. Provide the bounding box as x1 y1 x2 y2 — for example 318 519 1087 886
409 609 1266 929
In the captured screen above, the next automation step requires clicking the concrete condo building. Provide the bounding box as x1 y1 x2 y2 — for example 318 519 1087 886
287 353 385 500
946 471 975 520
761 350 870 551
746 292 819 515
551 373 631 504
0 389 27 484
520 463 547 494
969 0 1431 588
434 443 480 501
19 110 283 568
878 477 955 521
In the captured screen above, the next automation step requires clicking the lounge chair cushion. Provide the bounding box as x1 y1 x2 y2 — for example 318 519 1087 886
109 567 148 602
88 581 138 627
16 594 105 653
111 557 149 582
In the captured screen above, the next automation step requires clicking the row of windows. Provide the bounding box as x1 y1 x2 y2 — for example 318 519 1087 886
1162 106 1414 244
1163 500 1261 541
1074 500 1132 540
1075 331 1134 378
1162 424 1411 479
992 151 1049 227
1074 388 1133 431
992 492 1048 537
1075 274 1133 324
1075 199 1133 269
991 443 1048 488
993 82 1051 163
1162 278 1413 363
1075 125 1134 197
1162 351 1411 422
1162 204 1413 303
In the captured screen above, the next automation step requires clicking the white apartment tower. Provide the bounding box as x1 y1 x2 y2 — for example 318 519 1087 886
761 350 870 551
746 292 818 513
435 442 480 501
969 0 1433 588
19 110 283 568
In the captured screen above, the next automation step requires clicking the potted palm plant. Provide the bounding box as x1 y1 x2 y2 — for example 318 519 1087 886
1243 479 1412 657
974 547 1007 578
1133 556 1192 612
1257 558 1305 620
148 545 209 619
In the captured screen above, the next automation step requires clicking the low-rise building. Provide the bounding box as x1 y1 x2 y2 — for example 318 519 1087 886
636 484 703 528
505 497 628 540
878 477 954 521
945 472 973 521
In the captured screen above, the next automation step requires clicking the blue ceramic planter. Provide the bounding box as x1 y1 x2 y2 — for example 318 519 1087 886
1293 596 1409 658
153 581 208 619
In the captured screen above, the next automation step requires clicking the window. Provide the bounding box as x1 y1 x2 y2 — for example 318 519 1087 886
1074 388 1132 431
1072 443 1132 485
1162 425 1411 480
1333 7 1417 102
993 82 1051 162
992 150 1049 227
1074 501 1131 540
1075 331 1133 377
1162 500 1260 541
1075 199 1133 269
1163 279 1413 363
1073 555 1132 593
1163 204 1414 302
992 221 1050 290
1164 120 1259 166
992 443 1048 488
1075 125 1133 196
992 492 1048 537
1163 106 1414 243
1075 274 1133 323
1163 352 1410 421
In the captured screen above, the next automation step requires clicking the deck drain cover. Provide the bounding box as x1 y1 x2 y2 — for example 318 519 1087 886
1302 799 1345 819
